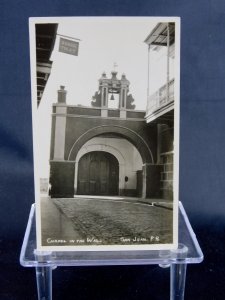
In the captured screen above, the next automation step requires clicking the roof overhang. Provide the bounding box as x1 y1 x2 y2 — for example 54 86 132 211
36 23 58 106
144 22 175 47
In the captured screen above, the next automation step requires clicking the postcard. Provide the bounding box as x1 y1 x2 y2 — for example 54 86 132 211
29 17 180 251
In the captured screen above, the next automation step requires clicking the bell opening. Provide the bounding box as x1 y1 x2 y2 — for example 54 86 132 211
108 93 119 109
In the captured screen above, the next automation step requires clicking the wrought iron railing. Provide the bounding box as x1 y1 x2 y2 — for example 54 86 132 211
146 78 174 115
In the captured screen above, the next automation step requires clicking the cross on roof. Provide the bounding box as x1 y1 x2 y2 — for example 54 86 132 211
113 62 118 71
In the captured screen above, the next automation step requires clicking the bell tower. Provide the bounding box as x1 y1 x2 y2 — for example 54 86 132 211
91 70 134 118
119 73 129 118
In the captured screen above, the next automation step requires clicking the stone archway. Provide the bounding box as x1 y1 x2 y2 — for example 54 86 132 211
68 125 154 164
68 126 152 197
74 143 127 195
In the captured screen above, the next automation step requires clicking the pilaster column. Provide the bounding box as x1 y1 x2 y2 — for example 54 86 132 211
53 86 67 160
101 84 108 117
119 86 127 119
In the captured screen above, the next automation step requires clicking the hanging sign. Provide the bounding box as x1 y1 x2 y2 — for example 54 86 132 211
59 37 79 56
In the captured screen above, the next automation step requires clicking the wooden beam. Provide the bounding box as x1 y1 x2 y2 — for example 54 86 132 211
152 42 167 46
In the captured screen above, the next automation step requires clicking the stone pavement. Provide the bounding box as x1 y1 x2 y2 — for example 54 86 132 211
40 196 173 247
41 197 85 246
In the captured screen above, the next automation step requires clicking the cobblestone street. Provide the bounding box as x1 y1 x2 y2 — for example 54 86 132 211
41 196 173 246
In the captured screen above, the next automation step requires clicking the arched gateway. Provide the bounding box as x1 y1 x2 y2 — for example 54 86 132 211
77 151 119 196
49 72 162 198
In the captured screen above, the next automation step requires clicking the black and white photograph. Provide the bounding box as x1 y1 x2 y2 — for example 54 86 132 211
29 17 180 251
2 1 225 299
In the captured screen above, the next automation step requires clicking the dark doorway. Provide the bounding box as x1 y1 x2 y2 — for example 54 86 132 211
77 151 119 196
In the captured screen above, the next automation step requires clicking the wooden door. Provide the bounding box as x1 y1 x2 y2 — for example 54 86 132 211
77 151 119 196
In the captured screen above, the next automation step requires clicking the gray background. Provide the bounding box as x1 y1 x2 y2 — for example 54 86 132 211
0 1 225 299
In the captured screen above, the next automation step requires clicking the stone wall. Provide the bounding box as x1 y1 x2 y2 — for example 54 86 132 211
160 153 173 200
158 124 174 200
49 161 75 197
144 164 163 198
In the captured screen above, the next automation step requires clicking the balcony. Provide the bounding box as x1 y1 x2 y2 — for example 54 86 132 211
145 78 174 123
